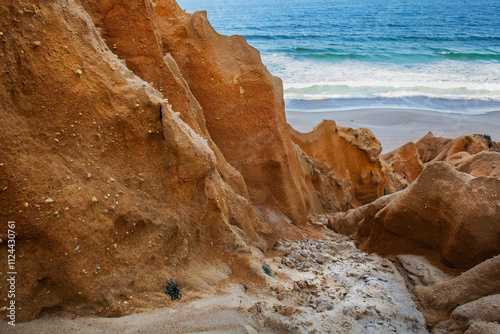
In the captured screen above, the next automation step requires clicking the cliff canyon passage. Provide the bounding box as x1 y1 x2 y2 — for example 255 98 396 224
1 1 499 333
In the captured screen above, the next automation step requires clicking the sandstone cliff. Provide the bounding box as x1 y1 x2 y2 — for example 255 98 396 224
0 0 278 321
154 0 313 224
289 120 408 208
0 0 364 321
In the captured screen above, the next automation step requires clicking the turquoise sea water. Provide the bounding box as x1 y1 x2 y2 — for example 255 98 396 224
176 0 500 114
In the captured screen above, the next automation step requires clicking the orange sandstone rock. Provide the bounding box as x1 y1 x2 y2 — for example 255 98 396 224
416 132 489 164
454 151 500 177
289 120 388 206
358 162 500 270
0 0 273 321
381 142 425 182
154 0 309 224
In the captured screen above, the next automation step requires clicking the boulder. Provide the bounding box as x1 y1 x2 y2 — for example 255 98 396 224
455 151 500 178
381 142 425 182
358 162 500 269
289 120 389 206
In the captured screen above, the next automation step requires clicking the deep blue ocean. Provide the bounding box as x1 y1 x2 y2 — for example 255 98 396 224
176 0 500 114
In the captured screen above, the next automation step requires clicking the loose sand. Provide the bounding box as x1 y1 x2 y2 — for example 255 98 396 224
286 109 500 153
1 226 428 334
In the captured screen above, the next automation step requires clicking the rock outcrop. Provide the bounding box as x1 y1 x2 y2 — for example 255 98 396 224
0 0 370 322
384 133 496 183
416 132 489 164
289 120 401 208
454 151 500 178
329 162 500 270
0 0 281 321
154 0 311 224
381 142 425 182
414 255 500 332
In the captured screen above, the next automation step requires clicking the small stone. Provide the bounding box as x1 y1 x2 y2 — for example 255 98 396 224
45 197 54 203
92 196 98 203
283 257 295 268
54 138 59 143
33 40 41 46
0 306 6 312
244 325 258 334
23 202 29 207
87 172 92 178
76 69 83 75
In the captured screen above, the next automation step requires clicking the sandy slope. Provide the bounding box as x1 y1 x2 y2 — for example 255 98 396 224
286 109 500 153
2 226 427 334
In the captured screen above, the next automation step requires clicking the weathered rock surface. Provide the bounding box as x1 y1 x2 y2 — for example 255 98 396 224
381 142 425 182
396 255 454 287
415 255 500 316
155 0 311 224
329 162 500 270
0 0 278 321
289 120 404 208
454 151 500 178
416 132 489 164
360 162 500 269
327 194 397 236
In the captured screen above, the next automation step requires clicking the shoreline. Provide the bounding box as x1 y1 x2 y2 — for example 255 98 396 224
286 108 500 153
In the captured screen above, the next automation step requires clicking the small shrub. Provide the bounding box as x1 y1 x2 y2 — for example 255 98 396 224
483 134 493 148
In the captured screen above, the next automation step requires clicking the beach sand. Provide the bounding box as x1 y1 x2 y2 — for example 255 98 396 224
286 109 500 153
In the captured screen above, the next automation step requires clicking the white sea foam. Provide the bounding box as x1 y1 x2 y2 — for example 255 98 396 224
262 53 500 113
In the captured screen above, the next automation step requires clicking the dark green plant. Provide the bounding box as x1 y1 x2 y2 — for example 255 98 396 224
476 133 493 148
166 279 181 300
384 186 389 196
262 264 274 276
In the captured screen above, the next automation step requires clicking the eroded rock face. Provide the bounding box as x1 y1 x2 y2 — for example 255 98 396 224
0 0 273 321
415 256 500 322
289 120 390 206
154 0 309 224
359 162 500 270
416 132 489 164
381 142 425 182
454 151 500 178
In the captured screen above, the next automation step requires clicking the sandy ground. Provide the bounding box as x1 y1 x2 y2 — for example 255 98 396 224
1 224 429 334
286 109 500 153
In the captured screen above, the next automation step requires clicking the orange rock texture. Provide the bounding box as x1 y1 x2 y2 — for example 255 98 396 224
0 0 278 321
381 142 425 182
454 151 500 177
154 0 310 224
416 132 489 164
289 120 406 207
0 0 371 321
331 162 500 270
383 132 497 184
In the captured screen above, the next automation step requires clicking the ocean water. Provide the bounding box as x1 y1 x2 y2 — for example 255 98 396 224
176 0 500 114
